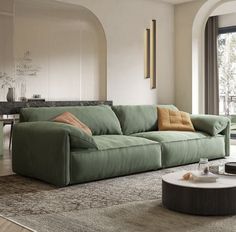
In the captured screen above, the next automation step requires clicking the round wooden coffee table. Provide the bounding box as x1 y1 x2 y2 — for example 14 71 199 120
162 170 236 216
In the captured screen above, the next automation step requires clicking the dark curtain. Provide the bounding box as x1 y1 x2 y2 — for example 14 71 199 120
205 16 219 115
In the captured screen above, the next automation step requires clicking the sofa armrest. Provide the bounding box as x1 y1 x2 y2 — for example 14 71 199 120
191 114 230 156
12 121 97 186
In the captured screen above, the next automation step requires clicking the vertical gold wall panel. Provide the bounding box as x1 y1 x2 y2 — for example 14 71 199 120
144 28 150 79
150 19 156 89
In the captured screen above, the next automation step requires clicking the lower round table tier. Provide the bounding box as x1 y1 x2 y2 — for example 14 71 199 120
162 171 236 216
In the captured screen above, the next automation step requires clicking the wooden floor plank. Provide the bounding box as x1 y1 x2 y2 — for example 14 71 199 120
0 217 31 232
0 150 31 232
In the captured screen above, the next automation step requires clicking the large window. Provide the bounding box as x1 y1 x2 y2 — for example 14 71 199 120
218 26 236 116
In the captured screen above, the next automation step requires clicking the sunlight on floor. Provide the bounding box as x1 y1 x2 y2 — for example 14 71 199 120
230 140 236 160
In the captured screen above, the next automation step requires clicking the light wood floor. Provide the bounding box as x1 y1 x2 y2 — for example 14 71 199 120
0 150 31 232
0 152 13 176
0 217 31 232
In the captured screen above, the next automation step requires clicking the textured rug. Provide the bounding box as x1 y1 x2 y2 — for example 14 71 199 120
0 159 235 232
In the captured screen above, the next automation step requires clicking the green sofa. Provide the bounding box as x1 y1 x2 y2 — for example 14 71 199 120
12 105 230 187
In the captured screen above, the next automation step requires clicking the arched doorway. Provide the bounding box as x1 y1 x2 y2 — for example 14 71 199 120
192 0 236 114
0 0 107 101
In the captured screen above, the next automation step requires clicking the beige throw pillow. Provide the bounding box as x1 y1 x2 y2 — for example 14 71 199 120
53 112 92 135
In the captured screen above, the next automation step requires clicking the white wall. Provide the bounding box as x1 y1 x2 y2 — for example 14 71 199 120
175 0 206 113
0 0 14 101
0 0 175 105
14 0 106 101
219 13 236 27
56 0 175 105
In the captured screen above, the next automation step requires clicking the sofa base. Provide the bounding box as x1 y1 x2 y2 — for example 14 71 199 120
70 143 162 184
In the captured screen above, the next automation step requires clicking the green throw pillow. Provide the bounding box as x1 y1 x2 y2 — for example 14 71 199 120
190 115 230 136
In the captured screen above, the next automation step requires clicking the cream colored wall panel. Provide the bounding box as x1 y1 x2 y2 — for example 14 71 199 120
14 15 50 100
0 15 14 72
13 0 106 101
0 0 14 14
0 3 14 101
47 20 81 100
80 14 106 100
175 0 206 112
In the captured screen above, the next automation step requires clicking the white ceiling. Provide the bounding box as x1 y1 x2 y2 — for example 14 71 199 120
162 0 196 4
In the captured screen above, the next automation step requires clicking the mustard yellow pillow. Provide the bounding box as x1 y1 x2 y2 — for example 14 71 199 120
157 107 195 132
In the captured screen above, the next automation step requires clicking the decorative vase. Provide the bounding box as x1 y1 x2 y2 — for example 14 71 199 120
20 78 26 100
6 87 15 102
198 158 209 175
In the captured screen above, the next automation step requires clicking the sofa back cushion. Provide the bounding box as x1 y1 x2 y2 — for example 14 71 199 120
112 105 178 135
20 105 122 135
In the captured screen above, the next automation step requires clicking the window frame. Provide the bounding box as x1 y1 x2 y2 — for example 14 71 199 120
217 26 236 116
219 26 236 35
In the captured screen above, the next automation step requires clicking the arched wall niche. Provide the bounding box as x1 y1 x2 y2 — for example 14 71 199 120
192 0 235 114
1 0 107 101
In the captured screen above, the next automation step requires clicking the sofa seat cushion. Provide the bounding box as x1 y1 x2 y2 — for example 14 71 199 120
93 135 158 150
132 131 225 168
132 131 208 142
70 135 161 184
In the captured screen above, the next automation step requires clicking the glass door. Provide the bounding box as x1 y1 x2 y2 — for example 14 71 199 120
218 28 236 138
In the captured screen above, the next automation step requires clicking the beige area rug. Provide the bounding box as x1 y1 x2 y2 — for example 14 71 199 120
13 200 236 232
0 159 235 232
